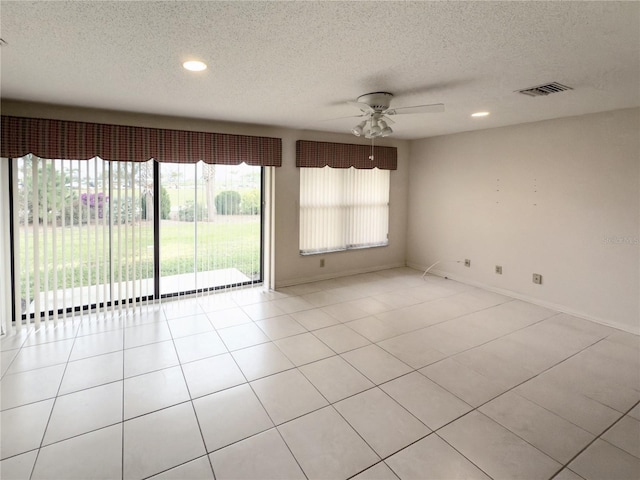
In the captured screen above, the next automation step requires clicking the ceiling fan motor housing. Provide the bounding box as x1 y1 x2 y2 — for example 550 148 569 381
357 92 393 111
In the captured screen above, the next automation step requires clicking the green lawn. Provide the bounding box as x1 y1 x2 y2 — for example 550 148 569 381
160 219 260 278
165 186 205 209
17 218 260 305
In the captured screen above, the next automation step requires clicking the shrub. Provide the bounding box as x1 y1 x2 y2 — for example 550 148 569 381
63 197 90 225
240 189 261 215
108 197 137 224
215 190 241 215
178 200 207 221
81 192 108 219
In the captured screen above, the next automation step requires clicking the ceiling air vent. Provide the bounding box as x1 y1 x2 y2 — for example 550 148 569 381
517 82 573 97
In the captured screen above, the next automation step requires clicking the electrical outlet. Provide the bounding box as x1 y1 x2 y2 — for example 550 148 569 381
495 265 502 274
320 258 325 268
464 259 471 267
532 273 542 285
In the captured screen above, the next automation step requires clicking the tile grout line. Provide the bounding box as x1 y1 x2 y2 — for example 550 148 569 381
345 461 401 480
121 312 126 480
272 423 310 480
164 306 217 480
199 291 329 476
269 293 488 479
219 329 311 480
27 314 87 480
547 399 640 480
345 333 627 480
422 336 630 480
0 326 35 381
467 336 632 429
194 288 397 479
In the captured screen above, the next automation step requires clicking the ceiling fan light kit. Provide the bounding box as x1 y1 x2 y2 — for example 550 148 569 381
379 120 393 137
347 92 444 139
351 120 366 136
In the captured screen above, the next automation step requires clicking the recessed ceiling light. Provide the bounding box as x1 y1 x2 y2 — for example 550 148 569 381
471 111 490 117
183 60 207 72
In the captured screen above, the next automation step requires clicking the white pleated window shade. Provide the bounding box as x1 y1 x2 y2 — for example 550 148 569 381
12 155 154 328
300 166 389 254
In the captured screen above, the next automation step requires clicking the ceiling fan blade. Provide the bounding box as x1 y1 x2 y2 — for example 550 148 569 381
347 101 375 114
323 113 369 121
386 103 445 115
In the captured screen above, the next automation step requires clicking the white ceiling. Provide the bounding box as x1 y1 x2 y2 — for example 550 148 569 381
1 1 639 139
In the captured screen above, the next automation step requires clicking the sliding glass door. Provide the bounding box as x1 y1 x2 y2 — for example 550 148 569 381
10 155 262 322
159 162 262 296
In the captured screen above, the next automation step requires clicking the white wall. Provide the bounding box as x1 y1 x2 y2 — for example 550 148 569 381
407 108 640 333
1 100 409 290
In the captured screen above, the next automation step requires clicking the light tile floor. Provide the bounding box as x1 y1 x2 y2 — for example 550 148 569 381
1 268 639 479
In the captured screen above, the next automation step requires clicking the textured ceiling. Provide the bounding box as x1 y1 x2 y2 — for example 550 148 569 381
1 1 639 139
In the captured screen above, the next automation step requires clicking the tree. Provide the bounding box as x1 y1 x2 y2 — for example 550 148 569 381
169 170 182 189
136 161 156 220
160 186 171 219
140 161 154 221
18 154 72 224
140 185 172 220
203 163 217 221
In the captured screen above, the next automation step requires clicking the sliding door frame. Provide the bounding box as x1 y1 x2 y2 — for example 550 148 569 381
8 157 265 324
157 163 265 300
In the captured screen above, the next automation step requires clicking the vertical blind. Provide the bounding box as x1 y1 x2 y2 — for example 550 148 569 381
299 167 390 254
11 155 155 330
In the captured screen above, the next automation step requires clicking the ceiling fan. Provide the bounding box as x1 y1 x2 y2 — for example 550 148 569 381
346 92 444 138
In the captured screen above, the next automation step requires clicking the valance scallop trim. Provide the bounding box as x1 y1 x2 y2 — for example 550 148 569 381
295 140 397 170
1 115 282 166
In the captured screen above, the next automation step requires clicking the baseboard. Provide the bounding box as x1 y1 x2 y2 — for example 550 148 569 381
276 262 406 289
406 262 639 335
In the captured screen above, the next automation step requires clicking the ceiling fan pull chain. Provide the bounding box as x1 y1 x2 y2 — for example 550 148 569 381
369 137 375 161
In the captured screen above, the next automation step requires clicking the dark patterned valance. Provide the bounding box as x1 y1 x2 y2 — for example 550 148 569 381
296 140 397 170
1 115 282 166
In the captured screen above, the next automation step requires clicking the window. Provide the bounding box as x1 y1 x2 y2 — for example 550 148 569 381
295 140 397 256
299 166 390 254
